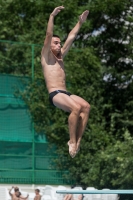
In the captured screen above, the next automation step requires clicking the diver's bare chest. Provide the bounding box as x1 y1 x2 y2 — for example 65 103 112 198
48 55 64 69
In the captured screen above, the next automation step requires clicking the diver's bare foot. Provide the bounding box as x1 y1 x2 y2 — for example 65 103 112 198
67 141 77 158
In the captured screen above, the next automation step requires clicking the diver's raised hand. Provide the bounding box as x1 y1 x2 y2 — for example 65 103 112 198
79 10 89 23
51 6 64 17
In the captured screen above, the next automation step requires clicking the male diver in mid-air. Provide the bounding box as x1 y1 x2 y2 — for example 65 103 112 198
41 6 90 158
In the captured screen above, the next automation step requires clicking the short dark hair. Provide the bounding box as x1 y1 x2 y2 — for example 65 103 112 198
52 34 60 39
35 189 40 193
14 187 19 192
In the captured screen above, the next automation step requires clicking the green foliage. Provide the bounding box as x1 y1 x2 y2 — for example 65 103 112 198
0 0 133 190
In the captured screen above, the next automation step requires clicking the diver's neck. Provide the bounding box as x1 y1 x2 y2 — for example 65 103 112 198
52 51 62 59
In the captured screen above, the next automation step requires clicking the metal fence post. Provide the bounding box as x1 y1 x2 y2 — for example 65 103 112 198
31 44 35 183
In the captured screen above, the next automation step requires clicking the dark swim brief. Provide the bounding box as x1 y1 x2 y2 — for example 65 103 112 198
49 90 72 106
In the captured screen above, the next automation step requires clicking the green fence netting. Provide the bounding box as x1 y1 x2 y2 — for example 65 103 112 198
0 40 71 185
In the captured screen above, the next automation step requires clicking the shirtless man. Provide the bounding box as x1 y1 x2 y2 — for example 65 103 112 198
41 6 90 158
9 186 19 200
34 189 42 200
9 186 29 200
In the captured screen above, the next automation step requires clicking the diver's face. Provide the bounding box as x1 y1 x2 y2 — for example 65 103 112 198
51 37 61 55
